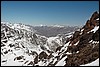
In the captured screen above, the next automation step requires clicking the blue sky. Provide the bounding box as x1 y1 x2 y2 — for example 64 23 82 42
1 1 99 26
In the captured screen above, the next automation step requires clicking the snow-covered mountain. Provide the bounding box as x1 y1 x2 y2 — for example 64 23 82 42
1 21 72 66
1 11 99 66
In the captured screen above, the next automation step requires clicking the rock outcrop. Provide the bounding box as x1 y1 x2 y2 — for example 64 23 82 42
64 11 99 66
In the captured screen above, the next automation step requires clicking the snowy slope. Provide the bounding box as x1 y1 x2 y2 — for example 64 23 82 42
1 22 72 66
1 22 48 66
80 58 99 66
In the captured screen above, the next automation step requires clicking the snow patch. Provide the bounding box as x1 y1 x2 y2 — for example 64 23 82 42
80 58 99 66
55 56 67 66
90 26 99 33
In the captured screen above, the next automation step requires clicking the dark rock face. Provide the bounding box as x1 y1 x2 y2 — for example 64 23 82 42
72 31 80 39
92 29 99 41
27 61 34 65
39 51 48 60
67 45 78 53
65 43 99 66
64 11 99 66
31 51 38 64
14 56 24 61
56 46 63 52
79 32 93 44
90 11 99 21
82 11 99 35
69 31 80 45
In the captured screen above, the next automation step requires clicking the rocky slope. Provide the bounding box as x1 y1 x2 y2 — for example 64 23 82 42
58 11 99 66
1 11 99 66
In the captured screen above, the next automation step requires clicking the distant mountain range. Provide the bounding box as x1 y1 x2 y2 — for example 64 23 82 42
27 25 80 37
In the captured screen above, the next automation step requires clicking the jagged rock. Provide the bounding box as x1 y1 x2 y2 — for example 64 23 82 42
72 31 80 39
67 45 78 53
65 37 70 44
2 40 8 43
31 51 38 55
92 29 99 41
34 56 38 64
2 60 7 63
1 42 5 47
79 32 93 44
90 11 99 21
47 53 54 59
40 45 47 50
14 56 24 61
65 43 99 66
56 46 63 52
70 36 80 45
9 44 14 47
64 11 99 66
39 51 48 60
30 51 38 64
4 51 8 54
28 61 34 65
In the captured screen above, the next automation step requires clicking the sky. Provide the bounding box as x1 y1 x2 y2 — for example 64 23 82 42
1 1 99 26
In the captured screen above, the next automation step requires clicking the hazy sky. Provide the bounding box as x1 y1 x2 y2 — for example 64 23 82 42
1 1 99 26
